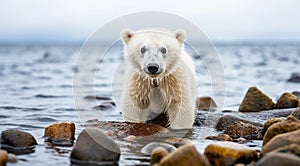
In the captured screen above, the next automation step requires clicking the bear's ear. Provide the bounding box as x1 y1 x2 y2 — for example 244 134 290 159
121 29 134 44
174 29 186 44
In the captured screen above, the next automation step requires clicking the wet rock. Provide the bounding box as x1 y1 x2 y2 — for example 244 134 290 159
150 147 168 165
204 141 258 166
159 144 210 166
0 150 8 166
206 134 233 141
215 115 262 131
7 153 17 163
70 128 120 163
238 87 275 112
164 138 192 148
270 143 300 156
1 129 37 147
84 121 169 137
224 121 259 139
44 122 75 146
292 91 300 99
275 92 299 109
141 142 176 155
260 118 283 137
287 72 300 83
261 129 300 155
196 96 217 111
263 116 300 145
256 152 300 166
291 108 300 119
124 135 136 142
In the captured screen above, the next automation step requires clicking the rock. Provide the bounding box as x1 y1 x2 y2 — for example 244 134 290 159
141 142 176 155
164 138 192 148
0 129 37 147
256 152 300 166
204 141 258 166
206 134 233 141
196 96 217 111
224 121 259 139
84 121 169 137
275 92 299 109
292 91 300 99
70 128 120 163
261 129 300 155
291 108 300 119
44 122 75 146
159 144 210 166
150 147 168 165
238 87 275 112
124 135 136 142
260 118 283 137
287 72 300 83
0 150 8 166
7 153 17 163
215 115 262 131
263 116 300 145
270 143 300 156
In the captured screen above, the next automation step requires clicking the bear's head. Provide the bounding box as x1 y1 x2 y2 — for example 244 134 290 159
121 29 186 78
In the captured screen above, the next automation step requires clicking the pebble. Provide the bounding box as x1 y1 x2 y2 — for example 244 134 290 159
224 121 258 139
204 141 258 166
0 129 37 147
7 153 17 163
206 134 233 141
238 87 274 112
141 142 176 155
124 135 136 142
150 147 168 165
275 92 299 109
70 127 120 163
196 96 217 111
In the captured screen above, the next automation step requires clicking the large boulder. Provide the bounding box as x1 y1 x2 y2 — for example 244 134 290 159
70 128 120 164
204 141 258 166
275 92 299 109
159 144 210 166
224 121 258 139
263 116 300 145
1 129 37 147
238 87 274 112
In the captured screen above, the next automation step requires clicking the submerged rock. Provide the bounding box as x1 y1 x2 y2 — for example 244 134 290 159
141 142 176 155
0 150 8 166
159 144 210 166
164 138 192 148
150 147 168 165
215 115 262 131
224 121 258 139
204 141 258 166
275 92 299 109
238 87 275 112
260 118 283 137
287 72 300 83
196 96 217 111
44 122 75 146
256 152 300 166
263 116 300 145
70 128 120 164
261 129 300 155
1 129 37 147
206 134 233 141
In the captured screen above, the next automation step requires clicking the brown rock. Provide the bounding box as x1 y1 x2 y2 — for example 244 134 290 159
276 92 299 109
256 152 300 166
261 129 300 155
0 150 8 166
263 116 300 145
224 121 259 138
159 144 210 166
196 96 217 111
0 129 37 147
164 138 192 148
141 142 176 155
206 134 233 141
271 143 300 156
215 115 262 131
70 127 120 163
291 107 300 119
44 122 75 141
204 141 258 166
260 118 283 137
238 87 275 112
150 147 168 165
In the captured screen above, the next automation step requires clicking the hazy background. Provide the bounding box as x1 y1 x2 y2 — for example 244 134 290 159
1 0 300 44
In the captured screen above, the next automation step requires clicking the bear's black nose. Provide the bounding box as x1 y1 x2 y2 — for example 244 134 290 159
147 63 159 74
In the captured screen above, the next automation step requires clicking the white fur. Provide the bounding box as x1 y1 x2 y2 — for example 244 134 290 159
120 29 196 129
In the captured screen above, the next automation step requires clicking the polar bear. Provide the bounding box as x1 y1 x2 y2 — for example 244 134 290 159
120 29 196 129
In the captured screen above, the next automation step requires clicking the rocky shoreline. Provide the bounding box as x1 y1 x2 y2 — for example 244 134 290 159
1 87 300 165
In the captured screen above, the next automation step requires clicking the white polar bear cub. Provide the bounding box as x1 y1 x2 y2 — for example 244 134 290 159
120 29 196 129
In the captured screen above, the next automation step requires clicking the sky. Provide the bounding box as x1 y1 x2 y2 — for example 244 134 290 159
0 0 300 44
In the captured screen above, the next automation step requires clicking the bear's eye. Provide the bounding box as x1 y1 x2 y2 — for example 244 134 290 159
160 47 167 54
140 47 146 54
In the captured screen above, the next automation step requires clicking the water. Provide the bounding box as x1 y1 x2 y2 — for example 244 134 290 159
0 43 299 165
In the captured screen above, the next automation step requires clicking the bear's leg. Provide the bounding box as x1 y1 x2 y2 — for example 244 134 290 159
121 99 148 122
167 102 195 129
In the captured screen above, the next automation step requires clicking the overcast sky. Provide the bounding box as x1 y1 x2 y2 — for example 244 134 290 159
1 0 300 44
